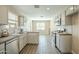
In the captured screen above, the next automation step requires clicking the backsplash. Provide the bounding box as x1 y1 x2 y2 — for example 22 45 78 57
65 25 72 34
0 25 16 35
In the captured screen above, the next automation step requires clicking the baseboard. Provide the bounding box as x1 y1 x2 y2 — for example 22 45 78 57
72 50 76 54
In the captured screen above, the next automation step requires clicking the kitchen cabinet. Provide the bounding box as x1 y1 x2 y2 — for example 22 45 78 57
61 12 72 26
0 6 8 25
18 16 24 27
6 38 19 54
18 33 28 52
27 32 39 44
23 33 27 47
65 6 74 16
51 33 56 45
0 43 5 54
19 36 24 51
66 6 79 16
56 34 60 49
59 35 72 53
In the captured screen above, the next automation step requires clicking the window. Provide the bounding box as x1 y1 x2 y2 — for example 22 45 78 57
36 22 45 31
6 12 18 34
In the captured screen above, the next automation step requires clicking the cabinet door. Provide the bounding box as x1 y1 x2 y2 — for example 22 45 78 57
0 49 5 54
19 36 24 51
23 34 27 46
59 35 72 53
0 6 8 25
6 38 19 54
27 32 39 44
61 12 72 26
56 35 60 49
0 43 5 54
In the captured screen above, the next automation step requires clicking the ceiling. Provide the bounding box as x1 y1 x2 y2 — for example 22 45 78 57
12 5 71 20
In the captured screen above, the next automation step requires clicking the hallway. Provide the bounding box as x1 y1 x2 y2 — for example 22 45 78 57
21 35 60 54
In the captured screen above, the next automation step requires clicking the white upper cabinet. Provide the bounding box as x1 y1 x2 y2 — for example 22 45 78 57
0 6 8 25
66 5 79 16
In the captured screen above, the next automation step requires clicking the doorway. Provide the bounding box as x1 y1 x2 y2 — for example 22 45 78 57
32 20 50 35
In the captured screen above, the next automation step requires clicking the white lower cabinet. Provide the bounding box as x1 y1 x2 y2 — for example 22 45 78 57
27 32 39 44
0 49 5 54
23 34 27 47
19 36 24 51
59 35 72 53
56 35 60 49
56 33 72 53
6 38 19 54
0 33 28 54
0 43 5 54
19 33 27 52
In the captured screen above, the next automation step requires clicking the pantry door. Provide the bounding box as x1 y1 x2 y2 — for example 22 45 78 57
32 20 50 35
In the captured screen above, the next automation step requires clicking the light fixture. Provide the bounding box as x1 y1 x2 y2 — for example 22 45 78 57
46 8 50 10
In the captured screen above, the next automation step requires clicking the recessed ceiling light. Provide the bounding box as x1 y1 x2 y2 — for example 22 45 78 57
46 8 50 10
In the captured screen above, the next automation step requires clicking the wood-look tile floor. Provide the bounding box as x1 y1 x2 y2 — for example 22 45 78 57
20 35 60 54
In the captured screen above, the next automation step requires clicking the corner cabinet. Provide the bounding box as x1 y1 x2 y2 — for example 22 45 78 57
0 6 8 25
